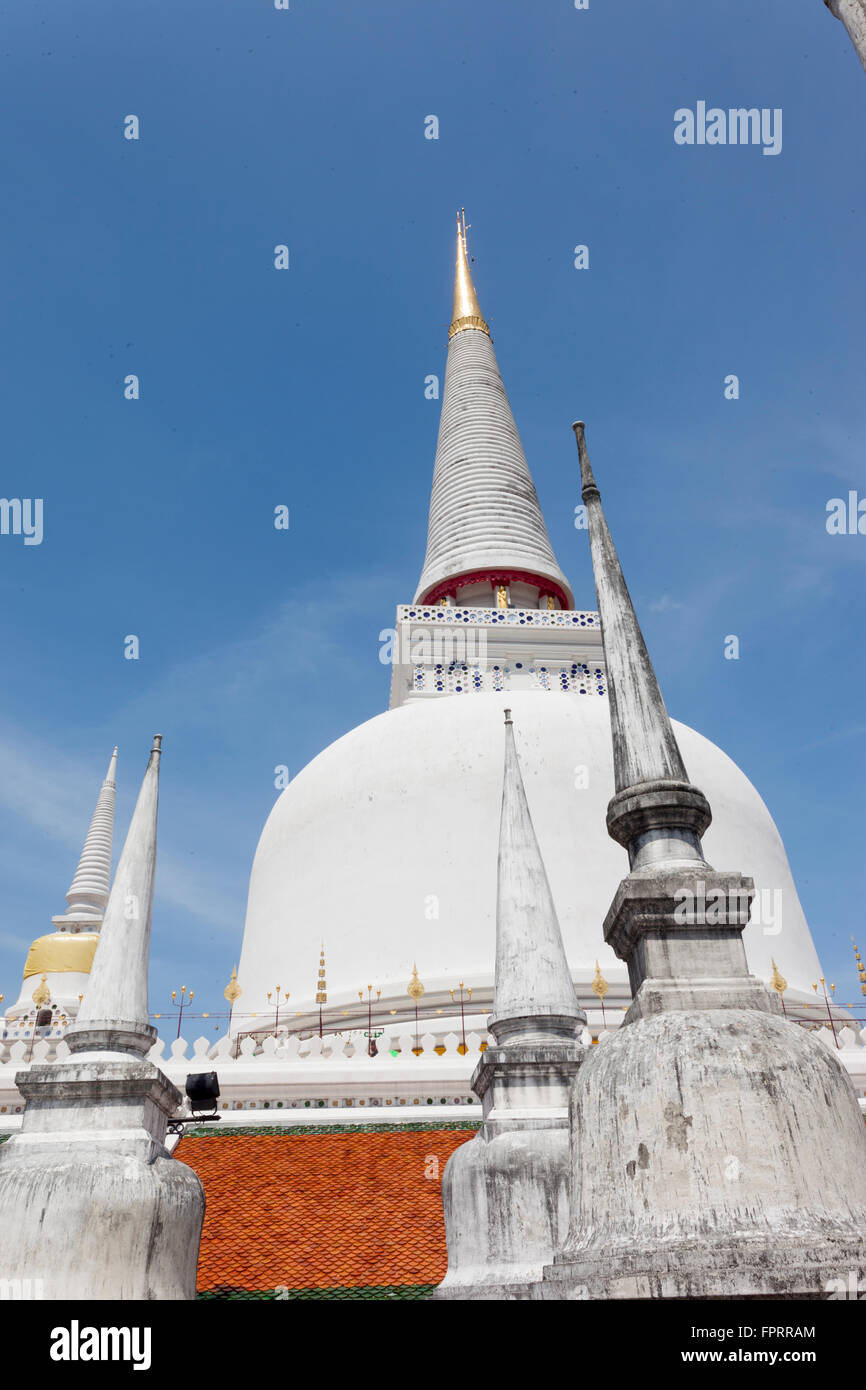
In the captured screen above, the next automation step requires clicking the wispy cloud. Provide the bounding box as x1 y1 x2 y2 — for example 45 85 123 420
0 573 399 943
113 572 396 737
648 594 686 614
0 723 240 932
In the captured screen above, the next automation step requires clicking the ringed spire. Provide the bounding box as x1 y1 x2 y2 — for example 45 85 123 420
64 745 118 918
415 216 574 610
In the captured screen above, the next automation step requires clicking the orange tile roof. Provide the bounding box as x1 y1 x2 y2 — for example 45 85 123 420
175 1124 476 1297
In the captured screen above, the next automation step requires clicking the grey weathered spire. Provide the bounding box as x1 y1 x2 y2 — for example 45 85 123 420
63 747 118 918
539 423 866 1303
434 708 585 1299
491 709 583 1043
571 422 766 1015
414 219 574 609
824 0 866 71
66 736 162 1057
573 422 710 870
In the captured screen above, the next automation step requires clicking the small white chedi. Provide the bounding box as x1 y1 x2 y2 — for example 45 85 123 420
6 748 119 1029
0 738 204 1300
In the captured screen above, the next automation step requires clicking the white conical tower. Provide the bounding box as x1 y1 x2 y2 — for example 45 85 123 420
414 213 574 611
0 736 205 1300
63 746 117 918
67 736 161 1056
435 710 585 1300
6 748 118 1027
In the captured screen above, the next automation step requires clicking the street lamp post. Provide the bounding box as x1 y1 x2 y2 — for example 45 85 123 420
813 977 839 1047
449 981 472 1055
267 984 290 1038
170 985 194 1039
360 984 381 1057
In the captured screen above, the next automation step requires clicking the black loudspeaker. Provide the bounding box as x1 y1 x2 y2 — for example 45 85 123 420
185 1071 220 1111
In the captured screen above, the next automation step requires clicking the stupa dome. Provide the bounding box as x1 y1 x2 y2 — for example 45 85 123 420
238 223 824 1035
237 690 822 1022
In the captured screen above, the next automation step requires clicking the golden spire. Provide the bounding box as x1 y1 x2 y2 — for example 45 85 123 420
31 974 51 1008
316 945 327 1006
223 965 242 1006
769 959 787 996
449 210 490 340
591 961 610 1000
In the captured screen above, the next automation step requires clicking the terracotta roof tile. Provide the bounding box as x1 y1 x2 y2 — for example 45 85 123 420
175 1125 475 1294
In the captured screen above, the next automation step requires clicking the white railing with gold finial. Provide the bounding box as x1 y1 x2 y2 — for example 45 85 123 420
0 1013 863 1133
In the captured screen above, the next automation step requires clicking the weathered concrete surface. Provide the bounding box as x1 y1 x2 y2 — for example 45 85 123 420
435 1121 576 1299
825 0 866 71
0 1056 204 1299
541 1009 866 1299
605 867 778 1018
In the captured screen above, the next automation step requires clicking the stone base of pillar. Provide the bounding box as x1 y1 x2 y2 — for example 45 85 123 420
0 1056 205 1300
537 1236 866 1301
538 1009 866 1301
432 1043 583 1300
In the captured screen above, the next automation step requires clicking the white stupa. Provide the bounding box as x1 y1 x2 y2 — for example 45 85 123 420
236 217 825 1037
6 748 118 1029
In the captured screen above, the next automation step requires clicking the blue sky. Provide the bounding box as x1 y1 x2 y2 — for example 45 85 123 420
0 0 863 1028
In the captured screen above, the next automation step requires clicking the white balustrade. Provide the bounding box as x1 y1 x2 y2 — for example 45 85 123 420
4 1015 860 1131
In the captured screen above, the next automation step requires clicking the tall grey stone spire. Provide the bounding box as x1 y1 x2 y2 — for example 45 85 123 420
825 0 866 71
414 216 574 610
66 736 161 1057
573 422 708 866
63 746 117 918
435 710 584 1300
0 735 205 1300
570 422 764 1015
537 423 866 1302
